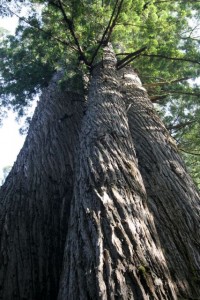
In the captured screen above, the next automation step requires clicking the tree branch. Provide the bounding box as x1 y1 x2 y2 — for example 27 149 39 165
150 89 200 102
117 46 147 69
143 77 192 88
89 0 124 66
167 120 196 131
117 54 141 70
150 94 168 102
179 148 200 156
141 53 200 65
161 90 200 97
49 0 89 66
180 36 200 41
105 0 124 44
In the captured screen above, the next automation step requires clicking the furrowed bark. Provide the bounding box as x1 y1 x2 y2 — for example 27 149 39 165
1 46 199 300
122 67 200 299
0 72 84 300
58 45 177 300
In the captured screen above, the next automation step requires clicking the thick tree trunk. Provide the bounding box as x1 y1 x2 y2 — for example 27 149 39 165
58 45 177 299
0 46 199 300
121 68 200 299
0 72 84 300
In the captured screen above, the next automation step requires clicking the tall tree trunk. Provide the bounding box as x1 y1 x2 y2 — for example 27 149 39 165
0 46 200 300
0 72 84 300
58 45 177 300
121 67 200 299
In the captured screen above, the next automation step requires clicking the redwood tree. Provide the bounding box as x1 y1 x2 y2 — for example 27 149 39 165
0 0 200 299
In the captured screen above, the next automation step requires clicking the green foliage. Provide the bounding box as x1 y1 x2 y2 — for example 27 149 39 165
0 0 200 185
0 20 57 111
157 86 200 189
179 120 200 189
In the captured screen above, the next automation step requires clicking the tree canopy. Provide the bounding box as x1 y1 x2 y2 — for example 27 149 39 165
0 0 200 186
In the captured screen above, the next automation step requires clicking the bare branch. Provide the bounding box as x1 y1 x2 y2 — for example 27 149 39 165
150 94 168 102
150 89 200 102
162 90 200 96
180 36 200 41
167 120 196 131
117 54 140 70
179 148 200 156
116 52 200 65
117 47 147 69
116 52 131 56
150 88 200 102
144 77 192 88
141 53 200 65
179 24 200 41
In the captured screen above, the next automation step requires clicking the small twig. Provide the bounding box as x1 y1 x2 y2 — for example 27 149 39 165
180 36 200 41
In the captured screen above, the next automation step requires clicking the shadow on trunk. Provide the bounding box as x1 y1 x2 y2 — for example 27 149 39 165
122 67 200 299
